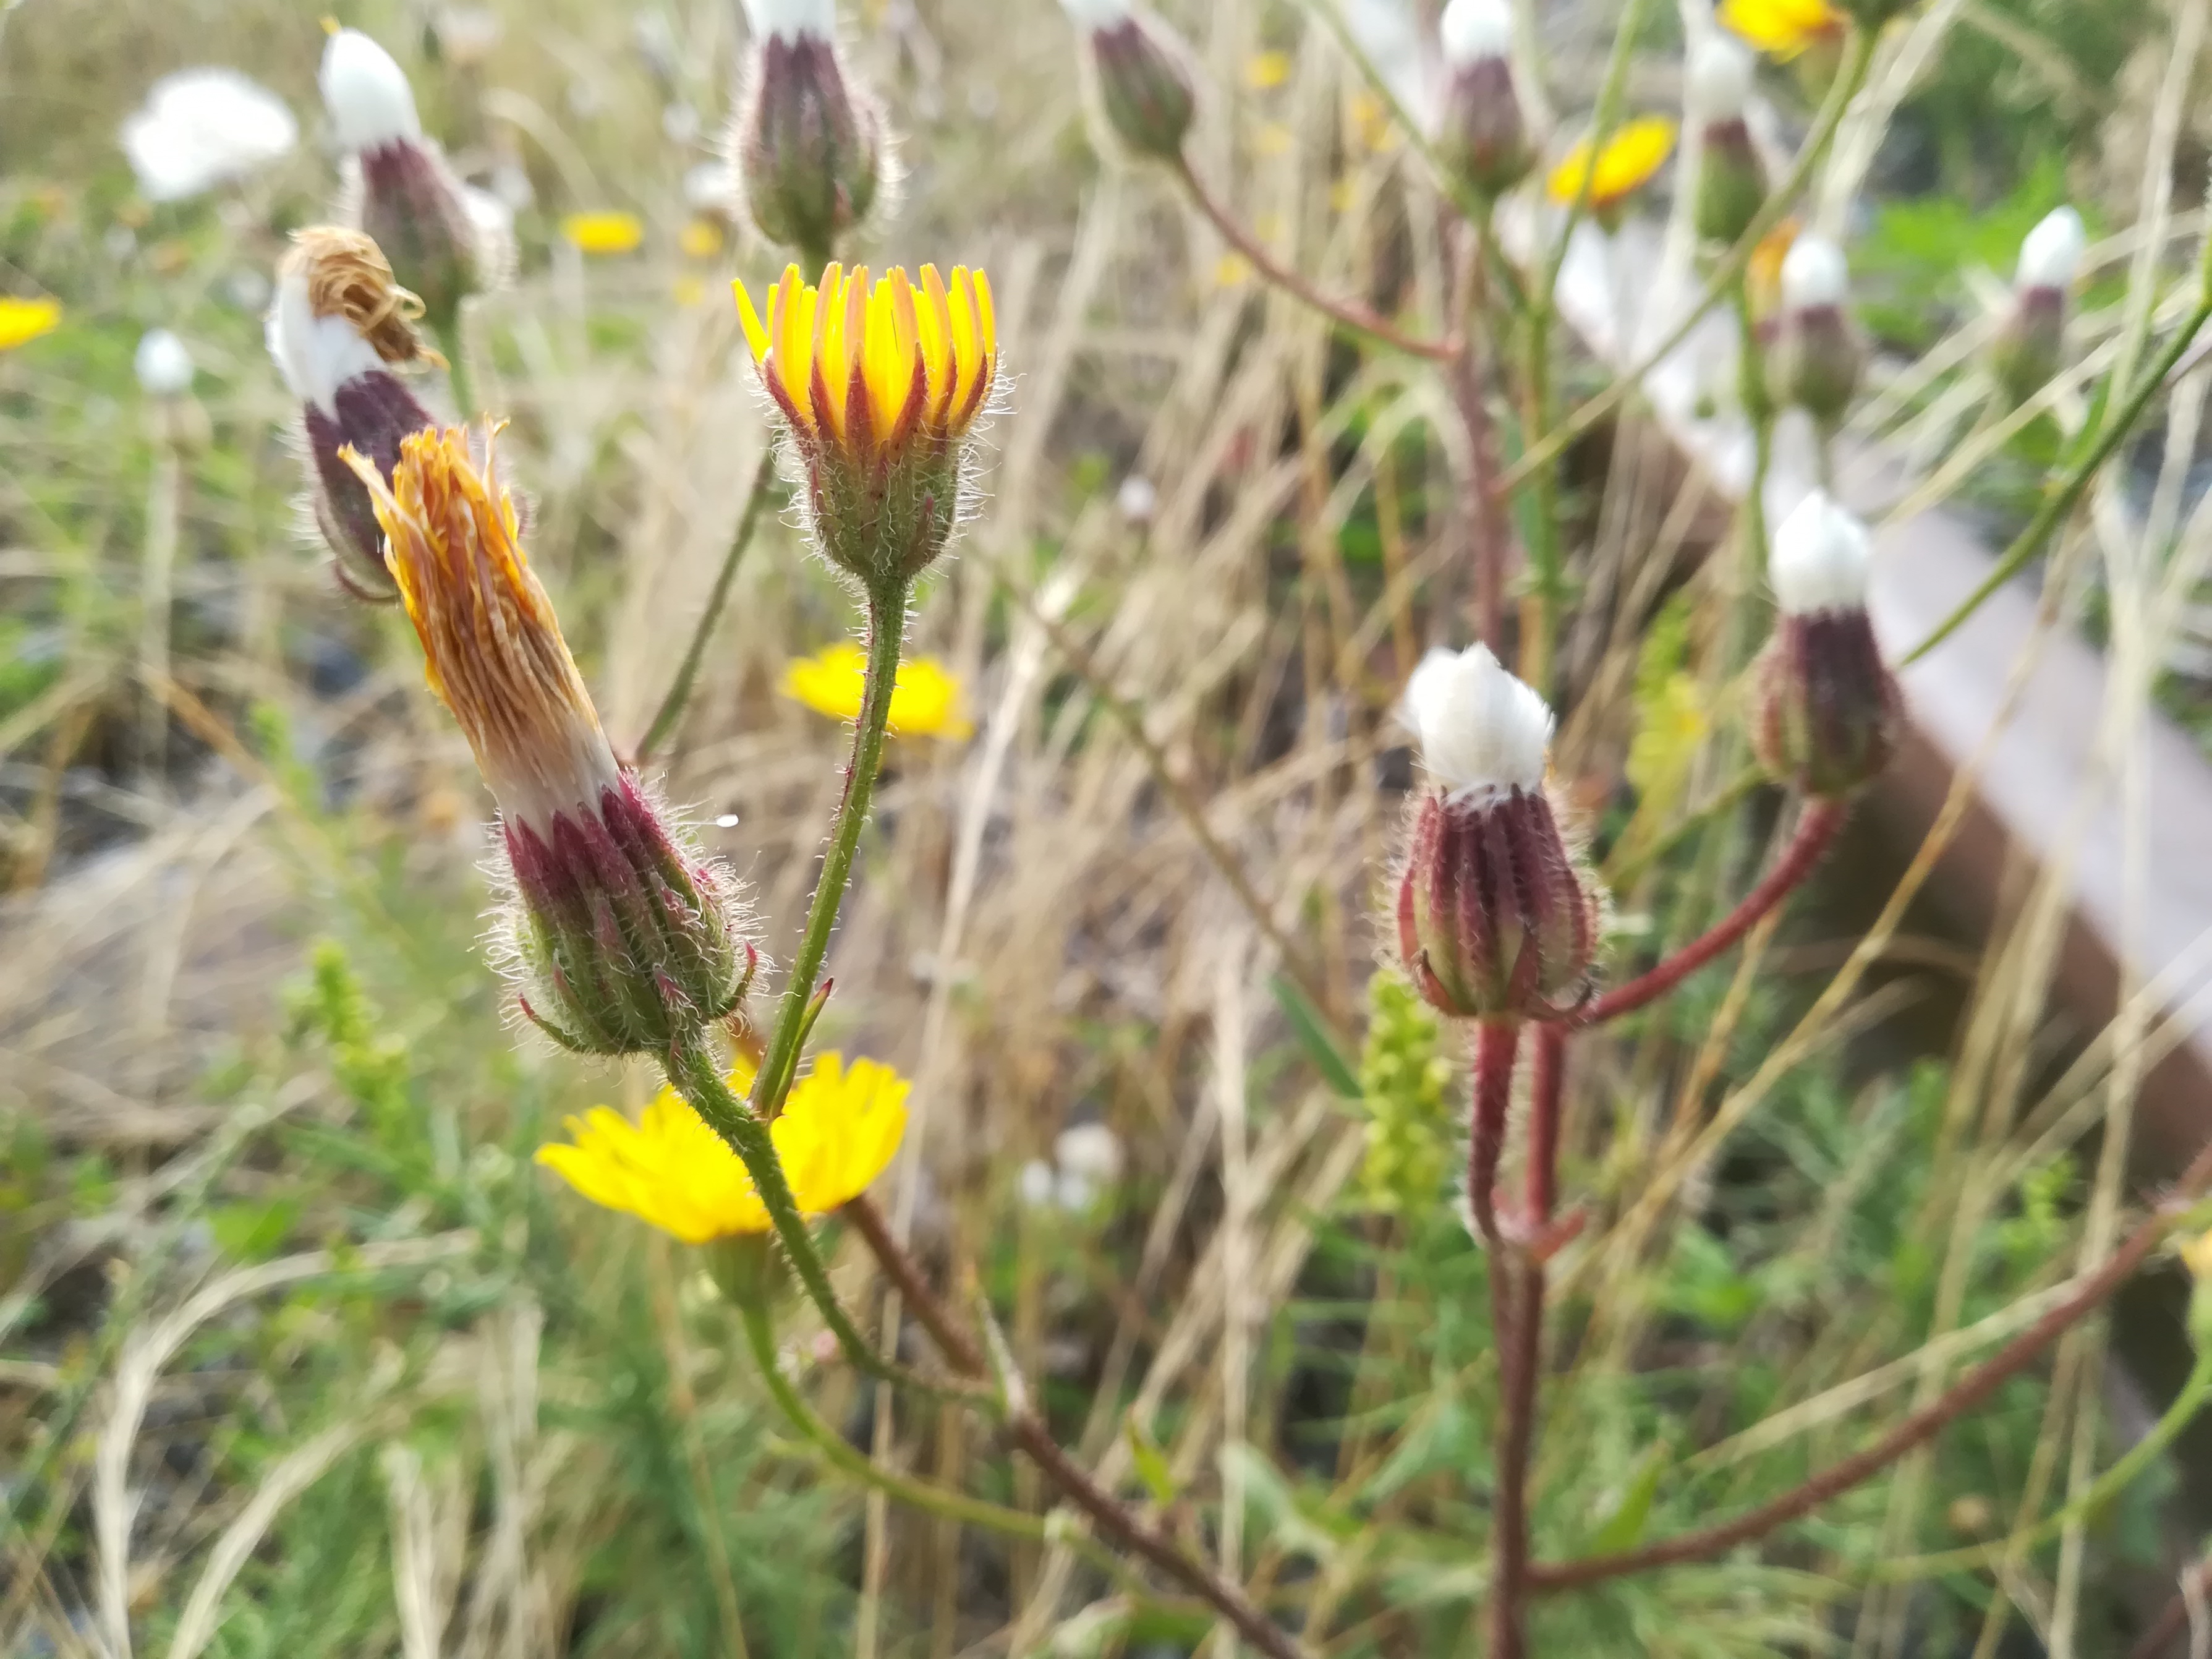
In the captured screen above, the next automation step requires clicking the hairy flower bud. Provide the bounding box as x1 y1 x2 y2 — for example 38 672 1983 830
1992 206 2084 408
735 0 884 262
734 262 1000 596
1434 0 1533 198
1393 647 1602 1021
350 427 758 1053
265 227 440 600
1068 0 1198 166
322 28 504 331
1768 233 1860 424
1688 38 1766 244
1754 492 1900 796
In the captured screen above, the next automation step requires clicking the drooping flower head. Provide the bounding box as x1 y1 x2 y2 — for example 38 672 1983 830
1434 0 1533 198
349 427 757 1053
536 1051 908 1242
1688 36 1767 244
735 262 1000 594
322 28 504 334
783 642 974 738
1546 116 1677 224
1060 0 1197 165
1394 646 1602 1022
121 68 298 202
733 0 885 262
1993 207 2085 409
1769 232 1860 425
1754 491 1899 797
266 227 440 600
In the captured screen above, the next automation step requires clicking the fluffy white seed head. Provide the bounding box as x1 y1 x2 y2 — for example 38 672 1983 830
1403 644 1553 800
1055 1124 1125 1185
320 29 420 152
263 267 385 418
1771 490 1872 615
1687 35 1754 121
135 329 194 397
743 0 836 40
2017 205 2086 293
1780 234 1848 311
1440 0 1512 66
120 69 299 203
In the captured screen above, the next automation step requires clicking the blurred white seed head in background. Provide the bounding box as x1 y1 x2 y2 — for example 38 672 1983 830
1687 35 1754 121
1780 234 1848 310
1440 0 1512 66
121 69 298 202
744 0 838 41
135 330 194 398
320 29 421 152
1770 490 1873 615
2017 205 2086 292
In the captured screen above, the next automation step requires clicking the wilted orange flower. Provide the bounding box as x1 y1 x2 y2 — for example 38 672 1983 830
347 426 618 831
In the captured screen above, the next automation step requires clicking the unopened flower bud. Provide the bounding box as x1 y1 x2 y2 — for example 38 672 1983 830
322 28 503 331
735 0 884 263
1769 233 1860 424
1434 0 1533 198
265 227 440 600
1394 646 1602 1021
1688 37 1766 244
1753 492 1899 796
1991 206 2084 408
734 262 1000 595
1061 0 1197 166
350 427 759 1054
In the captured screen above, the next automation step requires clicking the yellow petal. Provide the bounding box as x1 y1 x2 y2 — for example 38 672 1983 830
733 281 770 362
773 264 814 427
814 262 849 443
917 265 955 425
562 211 644 255
0 296 61 352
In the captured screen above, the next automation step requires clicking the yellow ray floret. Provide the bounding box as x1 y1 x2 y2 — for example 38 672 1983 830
1720 0 1842 60
1547 116 1678 210
733 262 998 454
563 211 645 255
782 641 974 740
536 1053 910 1243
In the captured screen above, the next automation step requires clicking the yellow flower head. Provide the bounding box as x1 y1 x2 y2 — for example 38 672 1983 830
1547 116 1677 211
1246 49 1292 90
535 1052 909 1243
783 641 974 740
733 262 998 464
345 426 619 832
1721 0 1844 61
681 217 724 260
0 296 62 352
563 211 645 255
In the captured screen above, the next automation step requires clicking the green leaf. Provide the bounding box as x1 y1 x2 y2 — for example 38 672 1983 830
1124 1410 1177 1508
208 1197 301 1263
1270 973 1361 1099
1583 1440 1670 1555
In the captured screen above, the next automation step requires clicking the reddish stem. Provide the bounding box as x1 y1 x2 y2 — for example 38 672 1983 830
1469 1020 1521 1247
1176 156 1460 362
1487 1026 1565 1658
1528 1132 2212 1592
840 1196 1305 1659
1575 798 1847 1028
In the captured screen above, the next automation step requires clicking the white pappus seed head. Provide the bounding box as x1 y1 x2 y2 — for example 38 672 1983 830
1771 490 1873 615
135 329 194 397
1780 233 1849 311
320 29 422 152
743 0 837 41
1059 0 1132 25
1403 644 1553 800
1440 0 1513 66
2017 205 2086 293
263 267 385 417
121 69 299 203
1687 35 1754 121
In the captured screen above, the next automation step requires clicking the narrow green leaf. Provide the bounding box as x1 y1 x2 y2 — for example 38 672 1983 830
1269 972 1361 1099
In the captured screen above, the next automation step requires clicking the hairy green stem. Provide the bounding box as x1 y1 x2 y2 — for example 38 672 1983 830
636 450 780 762
1905 294 2212 665
668 1046 984 1405
433 314 475 427
1730 278 1776 673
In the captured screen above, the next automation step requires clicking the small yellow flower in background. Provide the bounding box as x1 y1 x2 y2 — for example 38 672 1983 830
0 297 61 352
1245 49 1291 90
1547 116 1677 212
1255 123 1295 158
1215 252 1254 288
783 642 974 740
536 1053 909 1243
681 217 724 260
1721 0 1844 61
674 275 708 309
2182 1228 2212 1282
563 211 645 255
